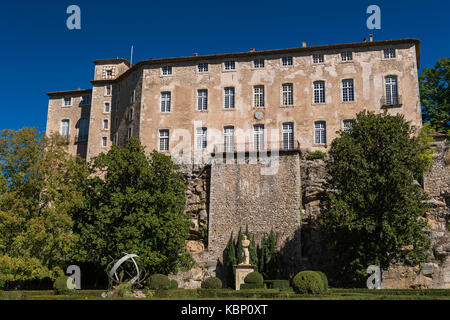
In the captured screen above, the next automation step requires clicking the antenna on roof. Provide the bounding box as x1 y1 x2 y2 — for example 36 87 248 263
130 45 134 66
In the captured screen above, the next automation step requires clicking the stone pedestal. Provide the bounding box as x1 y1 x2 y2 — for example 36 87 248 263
235 264 255 290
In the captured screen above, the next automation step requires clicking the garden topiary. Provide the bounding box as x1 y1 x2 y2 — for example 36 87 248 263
244 271 264 288
201 277 222 289
53 275 73 295
169 279 179 289
315 271 328 291
292 271 325 294
147 274 171 290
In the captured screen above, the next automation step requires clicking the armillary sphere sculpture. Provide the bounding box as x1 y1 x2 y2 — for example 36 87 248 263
105 253 147 288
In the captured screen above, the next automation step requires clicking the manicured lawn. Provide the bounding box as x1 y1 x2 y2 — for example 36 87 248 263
1 288 450 300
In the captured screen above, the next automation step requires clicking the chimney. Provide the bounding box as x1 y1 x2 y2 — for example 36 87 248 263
194 53 198 56
369 34 373 42
363 38 367 43
77 88 81 90
302 41 307 48
249 48 255 52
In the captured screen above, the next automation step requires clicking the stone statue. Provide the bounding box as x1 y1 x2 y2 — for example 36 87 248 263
241 235 250 265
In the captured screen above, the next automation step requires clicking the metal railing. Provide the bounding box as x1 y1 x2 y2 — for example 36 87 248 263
212 140 300 154
380 94 402 108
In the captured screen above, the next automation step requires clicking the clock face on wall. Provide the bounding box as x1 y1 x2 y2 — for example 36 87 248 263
254 111 264 120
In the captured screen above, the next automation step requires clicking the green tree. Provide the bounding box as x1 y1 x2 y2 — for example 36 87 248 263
72 138 193 275
0 128 87 286
318 111 431 285
235 227 243 264
419 57 450 135
249 235 258 268
223 232 236 288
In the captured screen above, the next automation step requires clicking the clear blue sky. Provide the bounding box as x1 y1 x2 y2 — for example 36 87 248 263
0 0 448 132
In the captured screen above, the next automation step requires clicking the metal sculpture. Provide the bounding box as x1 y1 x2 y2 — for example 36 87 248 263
105 253 147 288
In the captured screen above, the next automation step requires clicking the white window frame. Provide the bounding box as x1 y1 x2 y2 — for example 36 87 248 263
224 61 236 71
342 79 355 102
224 87 235 109
60 119 70 138
103 102 110 113
282 56 293 66
127 127 133 139
313 81 326 103
63 97 72 107
383 48 396 59
253 85 265 108
161 66 172 76
253 59 264 68
312 54 324 63
196 127 207 150
282 83 293 106
253 124 265 151
197 89 208 111
161 92 171 112
385 75 399 105
342 119 353 133
223 126 235 152
282 122 294 150
198 63 208 73
159 129 169 151
314 121 326 145
341 51 353 62
105 85 112 96
101 137 107 147
103 119 109 130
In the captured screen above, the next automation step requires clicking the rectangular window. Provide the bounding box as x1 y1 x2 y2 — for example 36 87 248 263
224 126 234 152
253 124 265 151
60 119 69 138
282 83 293 105
343 119 353 133
63 97 72 107
162 66 172 75
383 48 396 59
224 87 235 109
253 59 264 68
282 57 293 66
103 119 109 130
78 119 88 142
313 54 324 63
128 108 133 121
342 79 354 102
104 102 110 113
159 129 169 151
196 127 207 150
130 90 135 104
197 89 208 111
127 127 132 139
102 137 107 147
314 121 326 144
341 51 353 61
198 63 208 72
105 86 111 96
115 117 119 128
313 81 325 103
282 122 294 150
385 76 398 105
161 92 171 112
106 70 113 77
81 95 90 105
224 61 235 70
254 85 265 107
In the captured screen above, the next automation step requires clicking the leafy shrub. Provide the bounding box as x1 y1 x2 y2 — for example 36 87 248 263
244 272 264 288
115 283 133 298
53 276 73 295
169 279 179 289
315 271 329 291
264 280 291 290
292 271 324 294
201 277 222 289
306 150 326 160
147 274 171 290
240 283 264 290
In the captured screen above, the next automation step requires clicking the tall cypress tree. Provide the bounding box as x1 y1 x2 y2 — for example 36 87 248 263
223 232 236 288
250 235 258 268
235 227 243 264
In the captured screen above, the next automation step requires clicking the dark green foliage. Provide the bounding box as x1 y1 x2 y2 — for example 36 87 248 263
240 283 264 290
201 277 222 289
319 111 431 285
264 280 291 290
72 138 193 275
53 276 72 295
258 231 278 279
244 271 264 288
419 57 450 135
147 274 171 290
292 271 325 294
169 279 179 289
115 283 133 297
235 228 243 264
315 271 328 291
306 150 326 160
249 235 258 268
223 232 237 288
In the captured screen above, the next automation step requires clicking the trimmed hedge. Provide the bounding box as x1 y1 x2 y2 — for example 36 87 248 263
53 276 73 295
201 277 222 289
315 271 328 291
147 274 171 290
240 283 264 290
169 279 179 289
306 151 326 160
292 271 325 294
264 280 291 290
244 272 264 288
